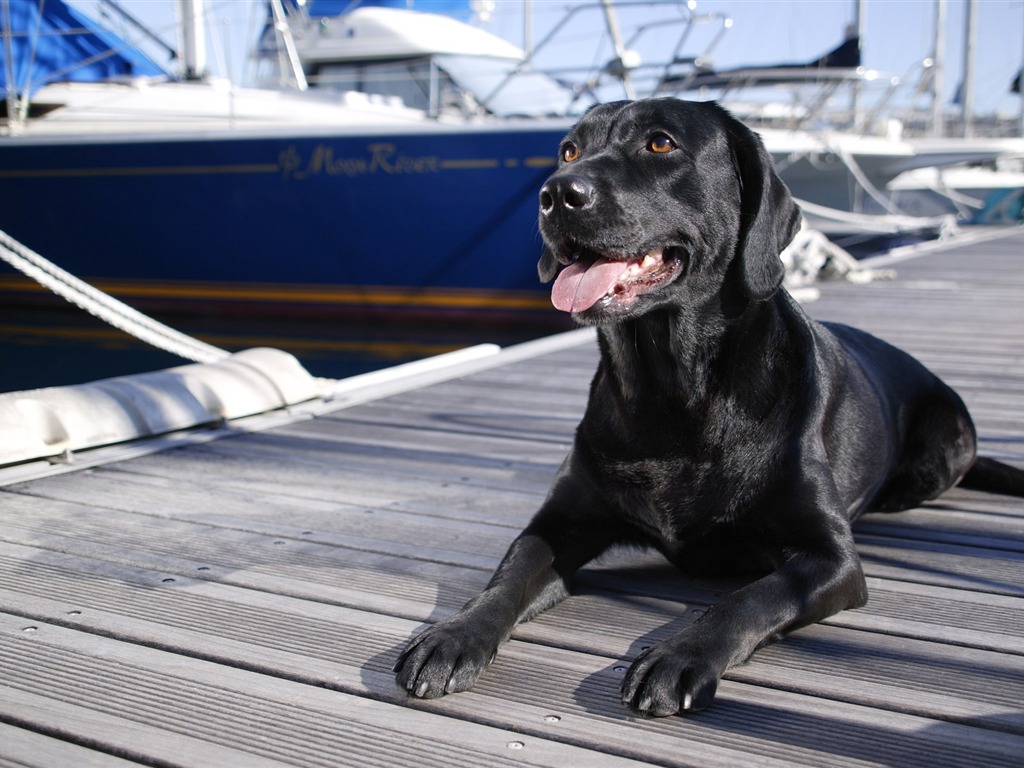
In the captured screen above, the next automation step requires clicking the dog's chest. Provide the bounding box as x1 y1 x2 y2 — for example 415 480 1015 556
594 363 781 480
599 437 761 536
584 357 782 547
597 448 780 574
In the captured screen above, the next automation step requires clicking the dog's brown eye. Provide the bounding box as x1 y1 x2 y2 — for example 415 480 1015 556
647 134 676 154
561 143 580 163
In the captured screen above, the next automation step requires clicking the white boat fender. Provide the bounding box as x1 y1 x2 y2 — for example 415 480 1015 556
0 347 321 467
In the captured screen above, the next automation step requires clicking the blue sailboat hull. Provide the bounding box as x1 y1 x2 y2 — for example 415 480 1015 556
0 123 570 323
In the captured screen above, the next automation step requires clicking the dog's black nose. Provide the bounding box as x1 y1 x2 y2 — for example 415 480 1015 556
539 175 595 216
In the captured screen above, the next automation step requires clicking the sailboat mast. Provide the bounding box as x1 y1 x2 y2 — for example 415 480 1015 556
930 0 946 138
176 0 207 80
523 0 532 56
2 0 19 130
600 0 635 99
851 0 864 131
961 0 976 137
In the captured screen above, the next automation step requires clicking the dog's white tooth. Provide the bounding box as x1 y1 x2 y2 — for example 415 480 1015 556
683 693 693 710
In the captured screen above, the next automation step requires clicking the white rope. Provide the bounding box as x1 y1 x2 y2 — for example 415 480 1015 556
0 227 230 364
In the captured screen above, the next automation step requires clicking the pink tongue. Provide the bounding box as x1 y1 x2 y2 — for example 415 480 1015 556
551 256 627 313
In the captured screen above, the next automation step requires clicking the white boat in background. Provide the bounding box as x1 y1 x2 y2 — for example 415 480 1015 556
253 1 580 118
886 157 1024 223
650 31 1023 226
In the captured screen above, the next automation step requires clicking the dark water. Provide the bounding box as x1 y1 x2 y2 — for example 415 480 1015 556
0 296 567 394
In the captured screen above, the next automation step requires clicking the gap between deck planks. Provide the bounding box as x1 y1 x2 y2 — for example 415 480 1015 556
0 230 1022 767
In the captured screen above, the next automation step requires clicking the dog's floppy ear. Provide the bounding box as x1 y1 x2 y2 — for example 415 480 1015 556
728 116 802 301
537 247 560 283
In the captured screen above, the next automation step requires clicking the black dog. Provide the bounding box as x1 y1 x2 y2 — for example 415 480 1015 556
395 98 1024 716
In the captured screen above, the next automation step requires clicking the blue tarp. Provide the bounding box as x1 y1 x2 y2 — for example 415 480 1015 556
1 0 166 97
302 1 473 21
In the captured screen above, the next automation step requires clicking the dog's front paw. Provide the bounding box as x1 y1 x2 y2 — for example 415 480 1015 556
393 618 496 699
620 641 724 717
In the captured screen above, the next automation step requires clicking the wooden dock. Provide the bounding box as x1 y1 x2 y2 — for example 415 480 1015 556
1 230 1022 767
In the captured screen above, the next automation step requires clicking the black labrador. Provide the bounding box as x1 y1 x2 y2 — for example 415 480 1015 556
394 98 1024 716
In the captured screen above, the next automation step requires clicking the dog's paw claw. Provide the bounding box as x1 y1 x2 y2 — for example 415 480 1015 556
394 619 496 700
620 643 722 717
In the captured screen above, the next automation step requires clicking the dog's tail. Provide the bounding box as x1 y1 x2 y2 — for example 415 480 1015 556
958 456 1024 497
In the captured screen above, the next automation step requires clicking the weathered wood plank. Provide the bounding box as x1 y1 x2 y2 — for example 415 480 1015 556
0 723 143 768
1 541 1021 767
0 615 657 768
5 476 1024 609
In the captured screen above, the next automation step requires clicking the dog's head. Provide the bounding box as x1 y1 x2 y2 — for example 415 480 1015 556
537 99 801 323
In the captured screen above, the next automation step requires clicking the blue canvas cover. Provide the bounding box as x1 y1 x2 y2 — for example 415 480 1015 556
1 0 166 97
304 1 473 20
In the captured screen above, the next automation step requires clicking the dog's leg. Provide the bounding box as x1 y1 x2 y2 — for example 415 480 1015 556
394 468 618 699
621 524 867 716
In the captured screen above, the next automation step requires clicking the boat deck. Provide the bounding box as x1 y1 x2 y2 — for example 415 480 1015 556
2 230 1023 767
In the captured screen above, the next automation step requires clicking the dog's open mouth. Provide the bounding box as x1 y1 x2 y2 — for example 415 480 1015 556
551 248 683 314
